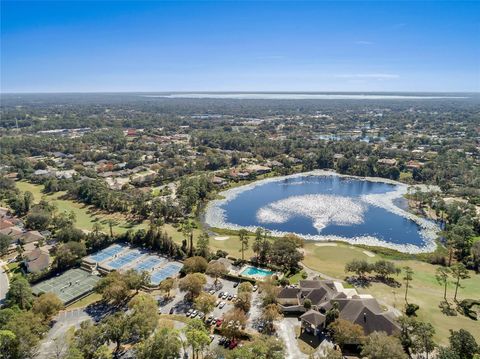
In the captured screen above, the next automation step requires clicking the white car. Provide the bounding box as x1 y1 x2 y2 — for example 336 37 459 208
191 310 198 318
219 301 226 309
222 292 228 300
252 285 258 292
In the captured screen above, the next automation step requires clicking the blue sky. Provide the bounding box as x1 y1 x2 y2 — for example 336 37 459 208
1 1 479 92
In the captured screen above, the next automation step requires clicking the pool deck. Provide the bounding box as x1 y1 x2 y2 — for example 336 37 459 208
235 264 281 281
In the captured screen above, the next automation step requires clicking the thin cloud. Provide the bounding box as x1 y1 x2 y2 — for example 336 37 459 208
334 73 400 80
355 40 374 45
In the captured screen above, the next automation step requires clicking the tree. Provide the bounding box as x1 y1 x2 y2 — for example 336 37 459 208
3 311 47 359
259 276 280 306
436 266 451 302
448 329 479 359
182 221 194 257
32 292 64 321
325 301 340 326
196 232 210 258
183 256 208 274
403 266 414 303
410 321 436 359
225 335 285 359
450 263 470 302
127 293 159 340
194 292 216 315
328 319 365 349
206 261 227 287
0 233 10 256
361 331 408 359
373 260 398 280
261 304 282 334
124 269 150 294
222 308 248 339
303 298 312 310
101 312 129 354
105 218 118 237
73 320 106 359
321 347 344 359
135 327 182 359
184 319 211 359
235 291 252 312
94 271 130 306
269 235 304 272
53 241 87 270
238 229 249 261
345 259 372 279
158 277 175 299
5 276 33 310
179 273 207 299
237 282 253 293
0 329 17 359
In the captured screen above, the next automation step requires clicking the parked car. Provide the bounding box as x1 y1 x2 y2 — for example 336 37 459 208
169 307 175 314
227 294 233 301
206 315 214 324
209 335 215 342
209 289 215 295
219 301 226 309
229 340 238 349
252 285 258 292
218 292 224 298
215 300 221 307
198 312 205 320
232 294 237 301
191 310 198 318
216 318 224 327
222 292 228 300
186 309 194 317
219 337 226 345
223 339 231 348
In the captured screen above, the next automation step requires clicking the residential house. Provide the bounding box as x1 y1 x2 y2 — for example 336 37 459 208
23 247 50 273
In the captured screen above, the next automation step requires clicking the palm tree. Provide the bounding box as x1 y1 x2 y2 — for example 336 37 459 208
238 229 249 261
182 221 194 257
403 266 414 303
435 266 451 302
450 263 470 302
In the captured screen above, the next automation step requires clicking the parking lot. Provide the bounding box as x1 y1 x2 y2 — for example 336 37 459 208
158 276 264 349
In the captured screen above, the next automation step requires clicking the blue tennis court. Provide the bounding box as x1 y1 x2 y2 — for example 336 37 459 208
105 249 143 270
133 256 165 272
88 244 125 263
151 263 182 285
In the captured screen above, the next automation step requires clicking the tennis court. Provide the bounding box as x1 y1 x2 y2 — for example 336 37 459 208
32 268 100 304
151 262 182 285
133 256 165 272
86 244 125 263
104 249 143 270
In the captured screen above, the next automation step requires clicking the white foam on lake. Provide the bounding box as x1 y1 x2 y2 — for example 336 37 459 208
257 194 365 231
204 170 439 253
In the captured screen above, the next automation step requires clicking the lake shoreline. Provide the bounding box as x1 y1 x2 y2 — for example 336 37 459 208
203 170 439 254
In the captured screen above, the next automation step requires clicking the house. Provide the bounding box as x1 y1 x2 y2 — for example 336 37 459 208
278 279 400 337
19 230 45 244
0 218 14 230
0 226 23 241
212 176 228 187
377 158 397 166
23 247 50 273
300 310 326 336
245 164 271 175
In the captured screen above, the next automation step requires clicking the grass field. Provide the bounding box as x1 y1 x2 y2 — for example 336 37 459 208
16 181 147 234
300 242 480 345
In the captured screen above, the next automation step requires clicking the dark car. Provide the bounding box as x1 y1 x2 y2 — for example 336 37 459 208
169 307 175 314
218 291 224 298
233 282 239 288
229 340 238 349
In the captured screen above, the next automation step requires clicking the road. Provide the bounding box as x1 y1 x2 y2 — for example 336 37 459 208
0 260 10 305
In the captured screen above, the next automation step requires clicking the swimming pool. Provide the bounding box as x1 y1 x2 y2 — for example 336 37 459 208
240 266 274 278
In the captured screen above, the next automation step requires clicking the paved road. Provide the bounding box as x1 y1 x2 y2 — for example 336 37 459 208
275 317 307 359
0 260 10 305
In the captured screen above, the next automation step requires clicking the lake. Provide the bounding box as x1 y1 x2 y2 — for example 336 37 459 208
204 171 439 253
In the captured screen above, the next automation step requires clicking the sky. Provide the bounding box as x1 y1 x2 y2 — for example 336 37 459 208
1 1 479 93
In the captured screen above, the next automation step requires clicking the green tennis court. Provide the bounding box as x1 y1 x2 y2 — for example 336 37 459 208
32 268 101 304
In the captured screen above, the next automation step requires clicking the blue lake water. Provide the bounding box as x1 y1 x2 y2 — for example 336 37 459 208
214 175 433 248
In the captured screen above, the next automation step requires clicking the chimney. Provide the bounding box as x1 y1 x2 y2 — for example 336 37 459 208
363 312 367 323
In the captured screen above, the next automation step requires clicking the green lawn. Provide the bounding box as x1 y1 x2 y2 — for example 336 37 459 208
66 292 102 310
300 243 480 345
16 181 147 234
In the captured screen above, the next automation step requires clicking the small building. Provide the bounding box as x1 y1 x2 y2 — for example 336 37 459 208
212 176 228 187
300 310 326 335
377 158 397 166
19 230 45 244
23 247 50 273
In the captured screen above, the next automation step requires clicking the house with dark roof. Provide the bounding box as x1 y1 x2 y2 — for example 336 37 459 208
23 247 50 273
278 279 400 338
19 230 45 244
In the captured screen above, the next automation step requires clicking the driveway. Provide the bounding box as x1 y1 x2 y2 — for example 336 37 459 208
275 317 307 359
